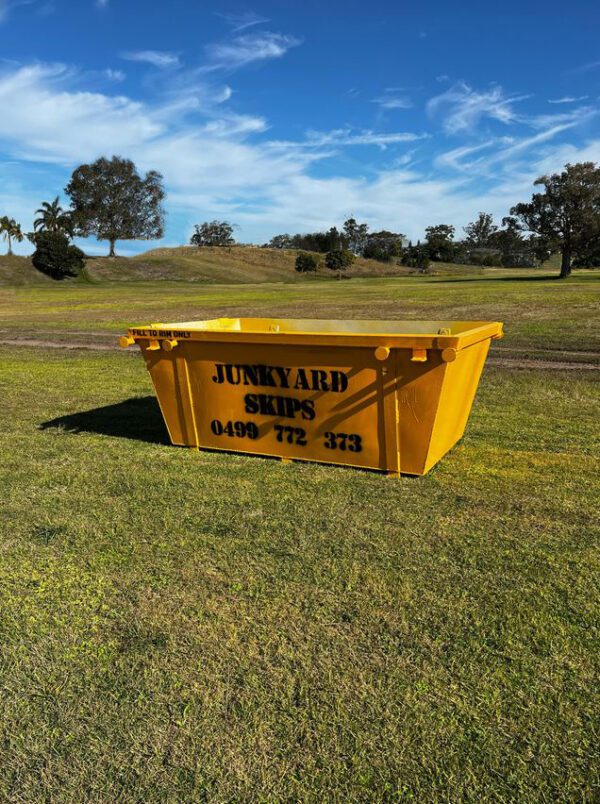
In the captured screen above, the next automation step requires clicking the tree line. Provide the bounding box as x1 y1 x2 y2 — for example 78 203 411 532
1 159 599 279
191 162 600 279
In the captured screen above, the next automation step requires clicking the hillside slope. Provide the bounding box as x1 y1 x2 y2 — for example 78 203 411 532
84 245 413 283
0 245 415 285
0 255 53 286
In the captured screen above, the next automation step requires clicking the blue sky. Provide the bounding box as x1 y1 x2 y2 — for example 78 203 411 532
0 0 599 254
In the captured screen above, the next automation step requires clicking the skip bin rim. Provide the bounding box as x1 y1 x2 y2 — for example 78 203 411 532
126 318 503 352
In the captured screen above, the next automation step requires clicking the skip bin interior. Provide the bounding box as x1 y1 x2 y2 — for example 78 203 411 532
127 318 502 475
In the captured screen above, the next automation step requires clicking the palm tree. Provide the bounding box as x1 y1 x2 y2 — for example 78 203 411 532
34 197 73 235
0 216 24 255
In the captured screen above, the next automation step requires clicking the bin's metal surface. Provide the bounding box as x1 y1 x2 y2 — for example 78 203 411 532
120 317 503 475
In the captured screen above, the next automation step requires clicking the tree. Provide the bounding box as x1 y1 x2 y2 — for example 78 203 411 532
401 241 430 273
464 213 498 248
325 248 354 278
34 197 73 235
324 226 346 252
510 162 600 278
295 252 319 273
343 217 369 254
65 156 165 257
268 234 292 249
0 216 24 255
190 220 236 247
362 230 404 262
29 230 85 280
424 224 455 262
572 241 600 268
490 216 536 268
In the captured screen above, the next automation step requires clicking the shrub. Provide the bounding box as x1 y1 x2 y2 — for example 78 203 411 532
30 231 85 280
325 249 355 277
295 252 319 273
466 248 500 267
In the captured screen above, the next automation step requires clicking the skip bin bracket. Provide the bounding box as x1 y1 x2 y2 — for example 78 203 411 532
411 348 428 362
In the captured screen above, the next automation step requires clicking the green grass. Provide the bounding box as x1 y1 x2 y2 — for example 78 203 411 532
2 268 599 355
0 272 599 799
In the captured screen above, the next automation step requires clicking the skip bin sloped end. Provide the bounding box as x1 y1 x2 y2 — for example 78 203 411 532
396 353 447 476
421 339 492 474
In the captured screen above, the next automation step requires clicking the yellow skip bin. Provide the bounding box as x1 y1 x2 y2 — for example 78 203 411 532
119 317 503 475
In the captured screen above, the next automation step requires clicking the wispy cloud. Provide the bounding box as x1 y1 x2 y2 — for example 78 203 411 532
548 95 588 104
372 90 413 110
267 128 427 154
435 106 596 173
435 140 497 171
203 32 301 72
304 128 425 149
216 11 269 33
121 50 180 69
104 68 125 82
527 105 596 132
570 59 600 74
427 81 529 133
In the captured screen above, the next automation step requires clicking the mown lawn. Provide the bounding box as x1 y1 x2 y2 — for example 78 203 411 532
0 273 599 799
1 269 599 355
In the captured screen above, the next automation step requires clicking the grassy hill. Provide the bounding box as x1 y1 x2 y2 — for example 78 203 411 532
0 254 53 285
0 245 483 286
86 245 424 283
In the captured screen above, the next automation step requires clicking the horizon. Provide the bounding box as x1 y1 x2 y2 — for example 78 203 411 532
0 0 599 255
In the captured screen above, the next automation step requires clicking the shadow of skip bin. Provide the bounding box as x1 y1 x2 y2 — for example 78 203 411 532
39 396 170 445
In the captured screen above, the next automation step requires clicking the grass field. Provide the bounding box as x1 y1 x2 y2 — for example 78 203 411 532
0 268 598 799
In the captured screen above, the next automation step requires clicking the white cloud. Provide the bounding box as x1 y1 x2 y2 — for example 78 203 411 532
548 95 588 104
527 105 595 131
0 64 165 163
203 32 301 72
570 60 600 74
303 128 426 149
434 106 597 175
372 92 413 110
435 140 497 171
104 68 125 82
427 81 529 133
121 50 180 69
216 11 270 33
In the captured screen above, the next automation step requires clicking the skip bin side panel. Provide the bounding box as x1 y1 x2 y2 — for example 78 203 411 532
423 339 491 472
182 342 388 470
